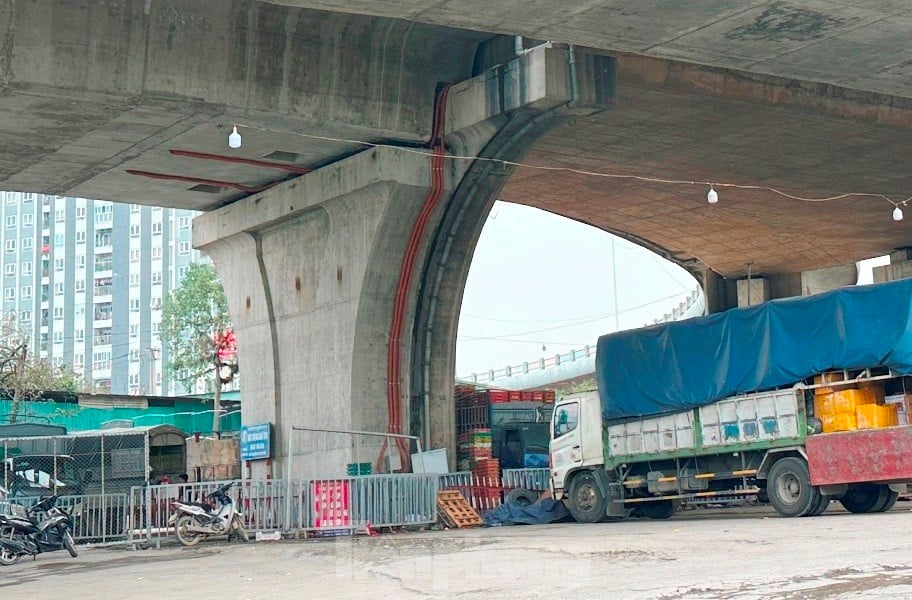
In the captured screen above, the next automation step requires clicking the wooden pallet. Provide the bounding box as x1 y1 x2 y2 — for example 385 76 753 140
437 490 482 528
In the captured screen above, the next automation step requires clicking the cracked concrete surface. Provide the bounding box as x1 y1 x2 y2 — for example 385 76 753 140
2 504 912 599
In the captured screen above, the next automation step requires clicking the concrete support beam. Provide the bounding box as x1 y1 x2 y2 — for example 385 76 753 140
195 44 600 476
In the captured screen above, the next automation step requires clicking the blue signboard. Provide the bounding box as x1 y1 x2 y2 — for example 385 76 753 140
240 423 272 461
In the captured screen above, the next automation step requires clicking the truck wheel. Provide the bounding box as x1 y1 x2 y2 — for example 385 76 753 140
767 457 818 518
567 472 607 523
877 489 900 512
505 488 538 507
839 483 889 514
806 492 830 517
638 500 677 520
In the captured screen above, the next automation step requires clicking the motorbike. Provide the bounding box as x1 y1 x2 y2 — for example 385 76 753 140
0 495 78 566
168 481 249 546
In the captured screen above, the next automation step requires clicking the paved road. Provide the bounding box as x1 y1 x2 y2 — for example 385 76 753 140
2 504 912 599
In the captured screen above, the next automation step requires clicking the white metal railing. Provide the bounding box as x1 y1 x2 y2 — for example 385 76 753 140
461 287 703 384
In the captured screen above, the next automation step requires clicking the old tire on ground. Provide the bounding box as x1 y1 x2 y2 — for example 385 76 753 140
566 472 607 523
839 483 889 514
638 500 677 520
505 488 538 507
175 515 203 547
767 457 818 518
806 492 830 517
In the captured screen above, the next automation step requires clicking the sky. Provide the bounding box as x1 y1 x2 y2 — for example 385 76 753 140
455 202 891 377
455 201 698 376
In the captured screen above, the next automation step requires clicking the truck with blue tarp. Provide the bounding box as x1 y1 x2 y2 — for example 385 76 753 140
550 279 912 522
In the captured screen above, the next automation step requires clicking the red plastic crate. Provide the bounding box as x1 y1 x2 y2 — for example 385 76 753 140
543 390 556 402
531 391 545 401
508 391 522 401
488 390 509 403
520 391 534 401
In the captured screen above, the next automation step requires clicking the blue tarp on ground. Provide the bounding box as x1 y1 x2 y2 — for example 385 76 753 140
483 498 570 527
596 279 912 420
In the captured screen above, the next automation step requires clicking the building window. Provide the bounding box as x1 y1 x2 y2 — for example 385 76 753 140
92 351 111 371
53 331 63 343
152 222 162 235
76 329 84 342
54 233 64 246
74 354 84 368
55 209 65 222
22 214 32 226
129 373 140 386
75 304 85 317
152 246 163 260
5 240 15 253
4 288 13 300
21 261 31 276
129 299 140 312
4 264 14 276
19 310 30 321
130 349 140 361
54 258 65 271
75 280 85 293
129 324 139 336
76 231 86 244
177 266 188 280
95 232 111 247
76 206 86 219
152 322 160 335
129 273 140 286
6 195 16 205
54 282 64 295
22 238 32 250
178 242 190 255
130 249 140 263
76 255 85 269
130 224 140 237
5 215 15 228
53 307 64 319
20 285 31 299
131 204 141 213
179 216 191 229
152 272 162 285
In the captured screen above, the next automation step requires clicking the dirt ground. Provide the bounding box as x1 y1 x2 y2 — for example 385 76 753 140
3 504 912 599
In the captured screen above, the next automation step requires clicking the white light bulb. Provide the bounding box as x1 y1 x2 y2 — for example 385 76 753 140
228 126 242 149
707 186 718 204
894 206 904 221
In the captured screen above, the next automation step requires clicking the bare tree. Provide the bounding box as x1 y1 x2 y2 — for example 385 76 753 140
0 312 84 424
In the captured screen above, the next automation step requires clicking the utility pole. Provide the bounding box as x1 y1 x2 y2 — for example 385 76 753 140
148 347 160 395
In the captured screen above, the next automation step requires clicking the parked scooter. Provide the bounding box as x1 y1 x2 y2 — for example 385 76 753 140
0 495 77 566
169 481 249 546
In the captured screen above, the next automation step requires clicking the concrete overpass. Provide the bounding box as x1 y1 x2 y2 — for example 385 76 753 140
2 1 912 474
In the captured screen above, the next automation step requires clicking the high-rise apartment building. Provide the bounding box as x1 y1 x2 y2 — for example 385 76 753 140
0 191 204 396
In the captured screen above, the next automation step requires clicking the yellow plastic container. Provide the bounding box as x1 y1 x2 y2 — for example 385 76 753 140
857 381 886 405
814 372 855 395
856 404 898 429
820 412 858 433
815 389 874 418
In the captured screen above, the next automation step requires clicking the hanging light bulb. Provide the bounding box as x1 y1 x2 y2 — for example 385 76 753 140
707 186 719 204
228 126 242 149
541 343 547 352
893 205 904 221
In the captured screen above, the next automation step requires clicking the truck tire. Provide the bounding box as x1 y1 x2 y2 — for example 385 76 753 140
767 457 818 518
839 483 889 514
505 488 538 507
806 492 830 517
877 489 900 512
638 500 677 520
566 472 607 523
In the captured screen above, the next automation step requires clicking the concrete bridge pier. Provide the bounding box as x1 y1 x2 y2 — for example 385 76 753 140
194 45 614 478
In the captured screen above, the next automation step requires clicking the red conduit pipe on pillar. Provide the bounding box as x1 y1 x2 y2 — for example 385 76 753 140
378 84 452 473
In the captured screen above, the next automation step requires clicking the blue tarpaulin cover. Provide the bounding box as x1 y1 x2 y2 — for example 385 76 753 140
596 279 912 420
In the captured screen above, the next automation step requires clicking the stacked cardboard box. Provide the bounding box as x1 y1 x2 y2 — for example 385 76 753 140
814 372 896 432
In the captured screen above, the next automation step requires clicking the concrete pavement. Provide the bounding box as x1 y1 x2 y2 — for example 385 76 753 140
2 504 912 599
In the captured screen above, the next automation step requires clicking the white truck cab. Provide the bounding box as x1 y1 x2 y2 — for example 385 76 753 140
549 391 604 499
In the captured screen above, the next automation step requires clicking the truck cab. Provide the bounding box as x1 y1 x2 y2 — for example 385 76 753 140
549 392 604 499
